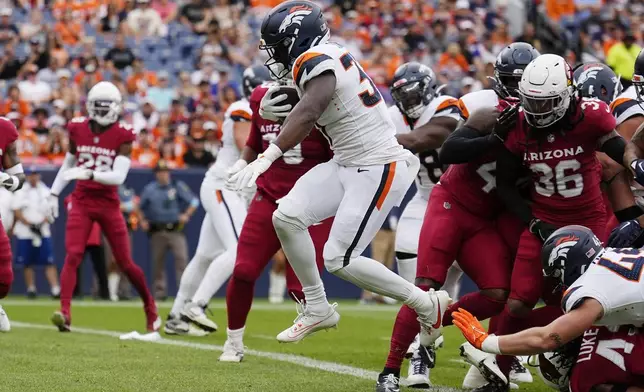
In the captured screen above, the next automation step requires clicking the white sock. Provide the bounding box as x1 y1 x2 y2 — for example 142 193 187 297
227 326 245 345
443 264 463 301
27 285 36 292
268 270 287 302
396 256 417 283
108 273 120 299
302 283 330 315
274 221 323 289
333 256 423 304
51 285 60 296
192 248 236 304
171 253 213 316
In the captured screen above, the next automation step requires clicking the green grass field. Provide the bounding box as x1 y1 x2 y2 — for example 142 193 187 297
0 298 548 392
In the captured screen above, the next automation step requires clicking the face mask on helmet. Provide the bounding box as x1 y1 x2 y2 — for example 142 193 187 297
392 80 429 119
520 89 571 128
87 99 121 126
495 71 522 98
260 37 294 80
634 73 644 103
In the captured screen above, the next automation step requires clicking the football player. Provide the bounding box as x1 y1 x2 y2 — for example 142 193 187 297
478 54 629 391
47 81 159 332
164 65 270 335
0 117 26 332
376 43 539 392
383 61 462 387
454 226 644 358
219 78 333 362
228 0 448 346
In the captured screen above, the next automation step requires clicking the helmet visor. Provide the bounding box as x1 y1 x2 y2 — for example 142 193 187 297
259 37 292 80
634 73 644 102
392 82 423 111
497 74 521 97
520 93 565 128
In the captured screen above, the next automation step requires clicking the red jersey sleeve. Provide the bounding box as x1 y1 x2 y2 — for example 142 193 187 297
580 99 616 139
0 117 19 146
119 121 137 145
246 85 266 153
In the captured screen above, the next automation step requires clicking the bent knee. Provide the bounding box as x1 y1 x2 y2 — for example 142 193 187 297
480 288 509 303
272 208 309 232
233 262 262 283
507 298 533 316
414 277 441 290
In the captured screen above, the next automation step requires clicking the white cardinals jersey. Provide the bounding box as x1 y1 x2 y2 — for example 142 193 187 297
207 99 252 182
610 86 644 126
562 248 644 327
456 89 500 120
388 95 461 199
292 43 412 167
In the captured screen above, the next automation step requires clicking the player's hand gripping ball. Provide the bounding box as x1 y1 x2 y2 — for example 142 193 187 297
259 85 299 123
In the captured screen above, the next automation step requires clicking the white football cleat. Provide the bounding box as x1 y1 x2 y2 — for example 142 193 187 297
164 317 209 337
405 334 420 358
510 356 533 383
219 339 244 362
462 365 487 389
0 305 9 332
276 303 339 343
181 301 218 332
418 289 451 347
460 342 508 387
406 345 434 389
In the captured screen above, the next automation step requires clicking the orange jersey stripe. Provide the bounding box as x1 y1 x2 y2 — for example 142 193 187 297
230 110 252 121
609 97 630 113
292 52 325 84
216 190 223 203
376 162 397 210
457 98 469 119
436 98 460 112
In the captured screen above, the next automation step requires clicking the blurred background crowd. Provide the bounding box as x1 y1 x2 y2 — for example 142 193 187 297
2 0 638 169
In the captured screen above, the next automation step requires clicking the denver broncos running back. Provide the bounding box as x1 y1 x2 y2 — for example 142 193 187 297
47 81 158 332
228 0 448 347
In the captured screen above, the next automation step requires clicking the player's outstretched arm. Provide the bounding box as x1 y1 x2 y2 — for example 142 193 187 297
397 117 457 153
453 300 603 356
440 124 499 164
91 143 132 186
1 142 25 192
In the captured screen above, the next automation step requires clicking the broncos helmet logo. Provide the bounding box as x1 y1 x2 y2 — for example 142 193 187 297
278 6 313 33
547 237 578 278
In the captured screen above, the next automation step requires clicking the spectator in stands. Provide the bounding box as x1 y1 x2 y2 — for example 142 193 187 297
43 124 68 162
191 56 218 86
187 80 213 113
218 84 239 112
210 65 239 100
25 35 50 71
126 58 157 96
0 7 19 45
1 85 30 116
100 2 126 35
168 98 190 129
20 8 44 42
12 167 60 299
19 64 52 105
74 37 98 72
37 57 62 89
607 31 641 88
0 44 24 80
183 133 215 168
180 0 211 35
203 121 220 156
31 107 50 139
51 69 81 110
147 71 176 112
139 160 198 299
132 130 159 168
153 0 178 24
49 33 69 67
47 100 67 129
105 34 136 71
128 0 166 38
54 9 83 46
158 140 185 169
133 100 160 134
74 57 103 95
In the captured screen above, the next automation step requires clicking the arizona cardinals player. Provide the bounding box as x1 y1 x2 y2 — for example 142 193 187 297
47 81 159 332
480 54 629 391
377 43 539 392
218 79 334 362
0 117 25 332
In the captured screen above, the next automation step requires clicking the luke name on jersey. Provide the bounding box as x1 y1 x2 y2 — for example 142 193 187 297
291 42 411 167
562 248 644 327
610 85 644 126
388 95 460 198
207 99 252 181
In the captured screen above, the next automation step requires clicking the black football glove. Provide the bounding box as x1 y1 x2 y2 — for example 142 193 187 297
607 220 644 248
492 104 519 143
29 224 42 237
529 218 558 242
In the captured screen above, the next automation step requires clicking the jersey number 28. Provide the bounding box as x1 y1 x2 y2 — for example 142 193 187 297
78 153 113 172
340 53 382 107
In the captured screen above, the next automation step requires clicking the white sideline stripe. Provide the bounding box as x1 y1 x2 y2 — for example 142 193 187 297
2 300 399 313
13 321 462 391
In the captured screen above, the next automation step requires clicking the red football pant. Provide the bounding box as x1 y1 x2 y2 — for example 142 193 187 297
226 191 331 330
0 223 13 298
60 199 155 322
385 186 514 371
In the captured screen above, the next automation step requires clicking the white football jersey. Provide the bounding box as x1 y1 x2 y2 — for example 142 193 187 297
457 89 500 120
292 43 412 167
610 86 644 126
562 248 644 327
388 95 461 199
207 99 252 181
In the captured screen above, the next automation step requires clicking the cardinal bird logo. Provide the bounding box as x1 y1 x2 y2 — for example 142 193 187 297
278 6 313 33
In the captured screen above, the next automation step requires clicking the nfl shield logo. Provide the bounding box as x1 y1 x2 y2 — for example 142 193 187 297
547 134 555 143
93 137 99 144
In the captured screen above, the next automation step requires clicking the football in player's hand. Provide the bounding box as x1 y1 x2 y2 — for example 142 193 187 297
273 85 300 109
465 107 500 134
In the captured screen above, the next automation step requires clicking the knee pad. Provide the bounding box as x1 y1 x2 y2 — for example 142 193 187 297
272 208 308 233
481 288 509 303
324 254 345 274
232 260 262 283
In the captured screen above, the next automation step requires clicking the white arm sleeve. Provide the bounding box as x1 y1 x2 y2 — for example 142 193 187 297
92 155 131 186
50 153 77 196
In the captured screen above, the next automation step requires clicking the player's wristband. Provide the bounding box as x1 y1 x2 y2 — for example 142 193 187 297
615 206 644 222
262 143 283 163
481 334 502 354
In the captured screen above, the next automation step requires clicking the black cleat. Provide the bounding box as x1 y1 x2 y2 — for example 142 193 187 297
51 311 71 332
375 373 400 392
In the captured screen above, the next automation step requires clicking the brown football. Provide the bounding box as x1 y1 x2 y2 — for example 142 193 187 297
270 85 300 123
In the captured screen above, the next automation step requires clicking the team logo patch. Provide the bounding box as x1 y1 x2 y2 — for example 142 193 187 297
547 134 555 143
93 137 99 144
279 6 313 33
443 202 451 210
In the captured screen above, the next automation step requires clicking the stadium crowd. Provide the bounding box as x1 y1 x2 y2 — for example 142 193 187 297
2 0 632 169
